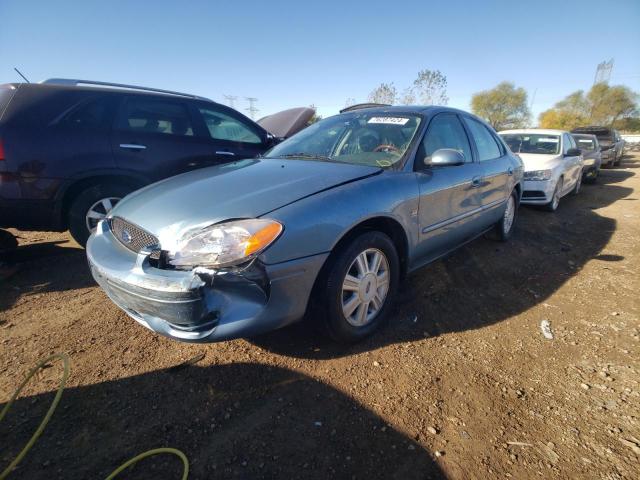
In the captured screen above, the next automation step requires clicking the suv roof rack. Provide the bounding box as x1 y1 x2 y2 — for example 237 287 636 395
340 102 392 114
41 78 212 101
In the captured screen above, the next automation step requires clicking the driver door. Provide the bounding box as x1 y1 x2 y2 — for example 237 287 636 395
414 113 483 265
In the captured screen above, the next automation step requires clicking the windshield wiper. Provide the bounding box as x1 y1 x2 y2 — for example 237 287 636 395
271 153 335 162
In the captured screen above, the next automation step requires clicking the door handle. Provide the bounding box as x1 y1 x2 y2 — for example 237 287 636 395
120 143 147 150
471 176 482 188
215 151 235 156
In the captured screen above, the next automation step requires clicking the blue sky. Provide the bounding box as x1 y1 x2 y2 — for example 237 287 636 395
1 0 639 121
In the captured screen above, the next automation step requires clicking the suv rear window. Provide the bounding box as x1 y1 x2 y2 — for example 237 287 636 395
116 97 194 136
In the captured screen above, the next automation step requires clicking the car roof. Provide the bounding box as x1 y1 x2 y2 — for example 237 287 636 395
499 128 567 135
4 80 219 104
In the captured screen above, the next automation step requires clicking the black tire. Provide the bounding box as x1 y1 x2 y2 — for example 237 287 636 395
68 183 134 247
317 231 399 343
494 190 518 242
544 177 563 212
584 168 598 184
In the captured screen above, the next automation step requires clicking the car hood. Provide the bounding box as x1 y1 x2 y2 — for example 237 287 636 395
257 107 316 138
109 158 381 250
517 153 562 171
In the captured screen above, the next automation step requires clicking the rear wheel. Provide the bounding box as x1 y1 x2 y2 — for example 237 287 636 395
495 190 518 241
544 177 563 212
318 231 399 343
68 183 134 247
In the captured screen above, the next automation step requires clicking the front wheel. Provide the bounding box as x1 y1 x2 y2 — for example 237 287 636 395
495 190 518 241
572 171 582 195
318 231 399 343
544 177 563 212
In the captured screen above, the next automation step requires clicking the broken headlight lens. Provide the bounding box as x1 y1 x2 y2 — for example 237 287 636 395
523 169 553 181
168 219 283 269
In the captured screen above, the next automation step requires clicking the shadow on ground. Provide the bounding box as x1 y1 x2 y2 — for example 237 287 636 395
0 235 90 312
0 362 444 480
249 162 634 359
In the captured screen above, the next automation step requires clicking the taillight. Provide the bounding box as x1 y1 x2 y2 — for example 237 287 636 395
0 139 4 161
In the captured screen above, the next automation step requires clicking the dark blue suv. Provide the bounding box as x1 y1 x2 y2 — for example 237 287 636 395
0 79 312 245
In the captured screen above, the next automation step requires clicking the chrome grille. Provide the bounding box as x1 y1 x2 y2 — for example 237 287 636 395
109 217 159 253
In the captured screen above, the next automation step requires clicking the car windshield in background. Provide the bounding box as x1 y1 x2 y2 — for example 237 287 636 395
500 133 560 155
265 112 422 168
572 136 596 151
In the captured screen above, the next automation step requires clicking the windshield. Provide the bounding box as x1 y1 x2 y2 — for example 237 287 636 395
265 111 423 168
572 135 596 151
500 133 560 155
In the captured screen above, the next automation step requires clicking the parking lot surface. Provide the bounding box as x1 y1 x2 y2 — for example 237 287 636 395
1 154 639 479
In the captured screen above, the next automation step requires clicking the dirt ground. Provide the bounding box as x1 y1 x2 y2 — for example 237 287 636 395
1 154 639 480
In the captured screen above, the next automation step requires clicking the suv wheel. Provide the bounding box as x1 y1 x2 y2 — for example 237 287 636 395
495 190 518 241
318 231 399 343
68 183 134 247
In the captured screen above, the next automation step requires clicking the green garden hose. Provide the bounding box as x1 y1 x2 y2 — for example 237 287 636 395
0 353 70 480
105 448 189 480
0 353 189 479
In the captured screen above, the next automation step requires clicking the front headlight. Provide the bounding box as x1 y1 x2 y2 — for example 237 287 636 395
168 219 283 269
524 169 553 181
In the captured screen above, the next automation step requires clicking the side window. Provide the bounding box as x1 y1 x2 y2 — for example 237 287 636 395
420 113 472 166
59 96 111 130
462 117 502 161
116 97 194 136
198 107 262 144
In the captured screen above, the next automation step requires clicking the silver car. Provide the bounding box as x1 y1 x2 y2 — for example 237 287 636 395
87 106 524 343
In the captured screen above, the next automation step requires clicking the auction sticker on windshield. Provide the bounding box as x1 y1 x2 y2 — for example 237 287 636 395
367 117 410 125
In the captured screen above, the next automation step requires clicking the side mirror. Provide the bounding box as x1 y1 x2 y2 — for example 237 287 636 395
424 148 465 167
565 148 581 157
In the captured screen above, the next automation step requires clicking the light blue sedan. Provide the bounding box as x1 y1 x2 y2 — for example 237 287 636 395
87 106 523 343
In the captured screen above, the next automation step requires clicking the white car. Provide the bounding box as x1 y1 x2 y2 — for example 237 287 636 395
498 129 584 212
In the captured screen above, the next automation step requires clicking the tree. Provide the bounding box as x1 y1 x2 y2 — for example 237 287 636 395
412 69 448 105
538 109 587 130
471 82 530 130
539 83 638 129
367 83 397 104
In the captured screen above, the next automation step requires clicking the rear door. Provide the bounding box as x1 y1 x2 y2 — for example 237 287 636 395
462 116 511 226
192 102 270 161
414 113 483 263
110 95 217 181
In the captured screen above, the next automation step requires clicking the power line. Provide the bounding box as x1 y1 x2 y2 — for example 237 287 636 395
223 94 238 109
245 97 259 119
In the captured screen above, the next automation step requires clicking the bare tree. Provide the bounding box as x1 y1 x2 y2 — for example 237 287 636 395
399 87 416 105
367 83 397 104
344 97 357 108
413 69 448 105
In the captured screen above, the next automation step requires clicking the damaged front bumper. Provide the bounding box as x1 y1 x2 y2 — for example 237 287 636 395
86 220 328 342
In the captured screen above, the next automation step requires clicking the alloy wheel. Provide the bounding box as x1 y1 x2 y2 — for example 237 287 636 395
85 197 121 232
341 248 390 327
503 194 516 235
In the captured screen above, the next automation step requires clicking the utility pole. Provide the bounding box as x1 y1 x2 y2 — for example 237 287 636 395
223 94 238 109
594 59 614 85
245 97 259 119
